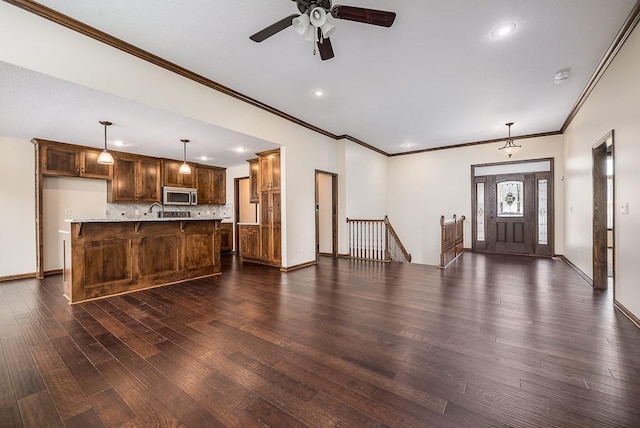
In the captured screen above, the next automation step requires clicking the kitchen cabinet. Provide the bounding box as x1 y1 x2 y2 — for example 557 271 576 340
163 160 195 188
258 149 281 265
239 224 260 260
247 158 259 203
66 218 222 303
196 165 226 205
260 190 281 265
40 142 112 179
78 150 113 179
108 155 161 202
220 222 233 252
259 150 281 191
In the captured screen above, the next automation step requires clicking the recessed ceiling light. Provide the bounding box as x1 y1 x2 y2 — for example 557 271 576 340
113 140 127 147
199 156 211 161
554 68 571 85
491 22 516 38
235 147 247 153
313 89 325 97
401 143 416 148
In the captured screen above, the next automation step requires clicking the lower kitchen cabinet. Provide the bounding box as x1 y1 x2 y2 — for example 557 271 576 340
220 222 233 252
238 224 260 261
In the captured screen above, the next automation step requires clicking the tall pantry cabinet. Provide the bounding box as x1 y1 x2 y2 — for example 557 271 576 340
258 150 281 265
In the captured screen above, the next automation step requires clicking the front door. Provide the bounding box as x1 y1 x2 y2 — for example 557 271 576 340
473 160 553 256
487 174 534 254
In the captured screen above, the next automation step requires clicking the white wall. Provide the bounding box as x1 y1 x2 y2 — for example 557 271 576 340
337 139 389 254
42 176 107 271
388 135 565 265
0 138 35 277
563 22 640 319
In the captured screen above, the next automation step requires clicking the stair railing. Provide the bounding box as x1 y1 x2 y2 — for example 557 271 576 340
440 214 465 267
346 216 411 262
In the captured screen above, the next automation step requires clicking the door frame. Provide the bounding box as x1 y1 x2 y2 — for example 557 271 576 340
471 157 555 256
592 130 614 291
315 170 338 260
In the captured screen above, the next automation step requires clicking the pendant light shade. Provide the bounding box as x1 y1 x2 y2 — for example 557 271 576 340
97 120 114 165
179 139 191 174
498 122 521 158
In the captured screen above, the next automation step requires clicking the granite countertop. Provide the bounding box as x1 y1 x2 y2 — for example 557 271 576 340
237 222 259 226
66 217 225 223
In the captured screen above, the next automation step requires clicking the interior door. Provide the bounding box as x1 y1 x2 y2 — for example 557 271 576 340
487 173 534 254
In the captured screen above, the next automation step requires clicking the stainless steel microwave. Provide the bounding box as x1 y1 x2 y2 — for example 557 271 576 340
163 186 197 206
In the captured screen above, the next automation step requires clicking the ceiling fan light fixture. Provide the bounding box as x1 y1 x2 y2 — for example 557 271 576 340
310 7 327 27
498 122 521 158
292 13 310 35
97 120 114 165
320 21 335 38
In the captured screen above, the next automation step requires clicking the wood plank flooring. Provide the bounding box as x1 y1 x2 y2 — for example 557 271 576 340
1 253 640 427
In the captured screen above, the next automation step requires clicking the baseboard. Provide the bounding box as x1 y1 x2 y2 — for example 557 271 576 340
338 253 351 259
0 272 37 282
44 269 63 276
280 260 317 272
558 255 594 287
614 300 640 329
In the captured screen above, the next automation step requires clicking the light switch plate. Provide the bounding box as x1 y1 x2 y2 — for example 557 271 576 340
621 202 629 214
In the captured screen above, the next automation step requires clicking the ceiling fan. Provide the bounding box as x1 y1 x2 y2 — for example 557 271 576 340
250 0 396 60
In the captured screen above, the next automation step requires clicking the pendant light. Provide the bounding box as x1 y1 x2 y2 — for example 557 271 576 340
498 122 521 158
179 139 191 174
97 120 114 165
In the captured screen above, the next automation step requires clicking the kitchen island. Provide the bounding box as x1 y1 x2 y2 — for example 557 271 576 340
63 217 223 304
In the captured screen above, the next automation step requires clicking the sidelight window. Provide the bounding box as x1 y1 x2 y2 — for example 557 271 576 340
497 181 523 217
476 182 485 241
538 179 548 245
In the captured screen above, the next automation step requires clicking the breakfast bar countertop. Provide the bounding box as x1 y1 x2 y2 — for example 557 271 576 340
66 216 225 223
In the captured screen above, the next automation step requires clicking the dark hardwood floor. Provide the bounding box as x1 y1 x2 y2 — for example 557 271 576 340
1 253 640 427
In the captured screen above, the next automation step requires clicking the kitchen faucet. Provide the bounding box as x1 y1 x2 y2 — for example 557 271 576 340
148 202 163 216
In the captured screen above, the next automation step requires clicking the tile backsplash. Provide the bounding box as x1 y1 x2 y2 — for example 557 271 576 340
106 202 233 220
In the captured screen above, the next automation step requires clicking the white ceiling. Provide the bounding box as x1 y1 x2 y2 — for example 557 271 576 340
1 0 637 166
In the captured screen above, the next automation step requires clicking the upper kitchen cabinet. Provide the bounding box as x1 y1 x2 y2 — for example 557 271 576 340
259 149 280 191
38 140 112 180
162 160 196 188
247 158 259 203
196 165 226 205
79 150 113 179
108 155 161 203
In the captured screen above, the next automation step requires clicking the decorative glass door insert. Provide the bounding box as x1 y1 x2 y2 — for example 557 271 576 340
497 181 524 217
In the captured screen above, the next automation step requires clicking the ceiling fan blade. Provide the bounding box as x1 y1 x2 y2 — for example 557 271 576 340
250 14 299 42
317 35 335 61
331 5 396 27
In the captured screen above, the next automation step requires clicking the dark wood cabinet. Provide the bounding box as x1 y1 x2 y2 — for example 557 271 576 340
259 150 281 191
220 222 233 252
248 158 259 203
257 149 281 266
260 190 281 265
196 166 226 205
42 144 78 176
163 160 195 188
239 224 260 260
67 219 222 303
40 142 112 179
79 150 112 179
108 155 161 202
